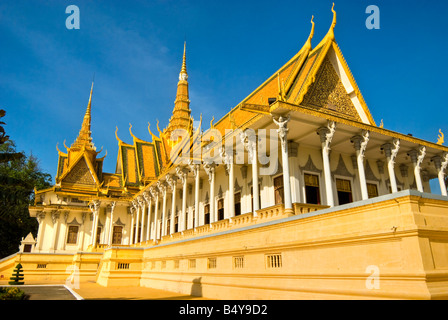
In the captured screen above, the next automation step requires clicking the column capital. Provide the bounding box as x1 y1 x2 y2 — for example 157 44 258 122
316 121 336 153
166 174 177 191
51 210 60 225
239 129 257 160
89 200 101 213
203 162 216 182
143 191 152 205
176 166 189 183
351 130 370 158
130 199 139 210
272 114 290 151
137 195 145 207
407 145 426 168
220 148 233 175
188 159 200 177
37 211 46 224
433 152 448 172
381 139 400 161
149 186 159 200
157 180 167 195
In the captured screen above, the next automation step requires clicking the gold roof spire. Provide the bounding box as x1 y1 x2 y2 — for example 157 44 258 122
71 81 95 150
165 42 193 140
179 41 188 81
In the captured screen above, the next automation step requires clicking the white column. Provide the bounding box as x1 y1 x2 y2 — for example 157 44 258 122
50 211 61 252
189 161 200 228
167 175 177 234
240 129 259 215
381 139 400 193
288 142 300 203
351 130 370 200
143 192 152 242
408 146 426 192
204 162 216 223
89 200 101 247
36 212 46 252
432 153 448 196
159 179 168 237
60 211 69 251
222 149 235 219
79 212 87 251
273 114 293 213
139 197 146 242
107 202 116 245
133 199 141 244
317 121 336 207
176 167 188 232
151 188 160 241
128 206 135 245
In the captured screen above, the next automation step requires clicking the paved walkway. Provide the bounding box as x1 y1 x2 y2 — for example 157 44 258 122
73 281 208 300
1 281 208 300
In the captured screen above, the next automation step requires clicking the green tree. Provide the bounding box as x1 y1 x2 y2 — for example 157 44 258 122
0 109 23 163
0 140 52 258
9 263 25 285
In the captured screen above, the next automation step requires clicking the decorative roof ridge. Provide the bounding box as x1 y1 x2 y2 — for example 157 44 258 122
311 3 337 53
115 126 133 147
129 123 151 144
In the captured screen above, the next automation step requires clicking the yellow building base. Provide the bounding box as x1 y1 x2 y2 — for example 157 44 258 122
3 190 448 299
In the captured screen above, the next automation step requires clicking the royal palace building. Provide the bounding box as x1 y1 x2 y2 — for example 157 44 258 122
2 6 448 299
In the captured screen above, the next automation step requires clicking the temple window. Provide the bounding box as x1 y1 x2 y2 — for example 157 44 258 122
96 227 102 245
336 178 353 205
217 198 224 221
304 173 321 205
174 215 179 233
234 192 241 216
367 183 379 198
66 226 79 244
204 204 210 224
112 226 122 245
208 258 217 269
273 175 284 205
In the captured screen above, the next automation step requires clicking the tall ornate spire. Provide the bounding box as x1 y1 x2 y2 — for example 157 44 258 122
179 41 188 80
165 42 193 140
71 81 96 150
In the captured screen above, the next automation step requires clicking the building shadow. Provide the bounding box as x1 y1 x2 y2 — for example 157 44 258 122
190 277 202 297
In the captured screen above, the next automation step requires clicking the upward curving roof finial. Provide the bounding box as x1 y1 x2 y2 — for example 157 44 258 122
303 15 315 51
326 3 337 41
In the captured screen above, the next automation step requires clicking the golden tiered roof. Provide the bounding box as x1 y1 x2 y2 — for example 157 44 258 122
113 43 196 191
55 82 106 194
214 3 376 137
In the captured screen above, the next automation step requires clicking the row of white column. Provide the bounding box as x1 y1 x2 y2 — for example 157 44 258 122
316 120 448 207
125 114 296 243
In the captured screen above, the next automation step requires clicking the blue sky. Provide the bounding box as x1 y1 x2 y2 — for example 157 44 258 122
1 0 447 184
